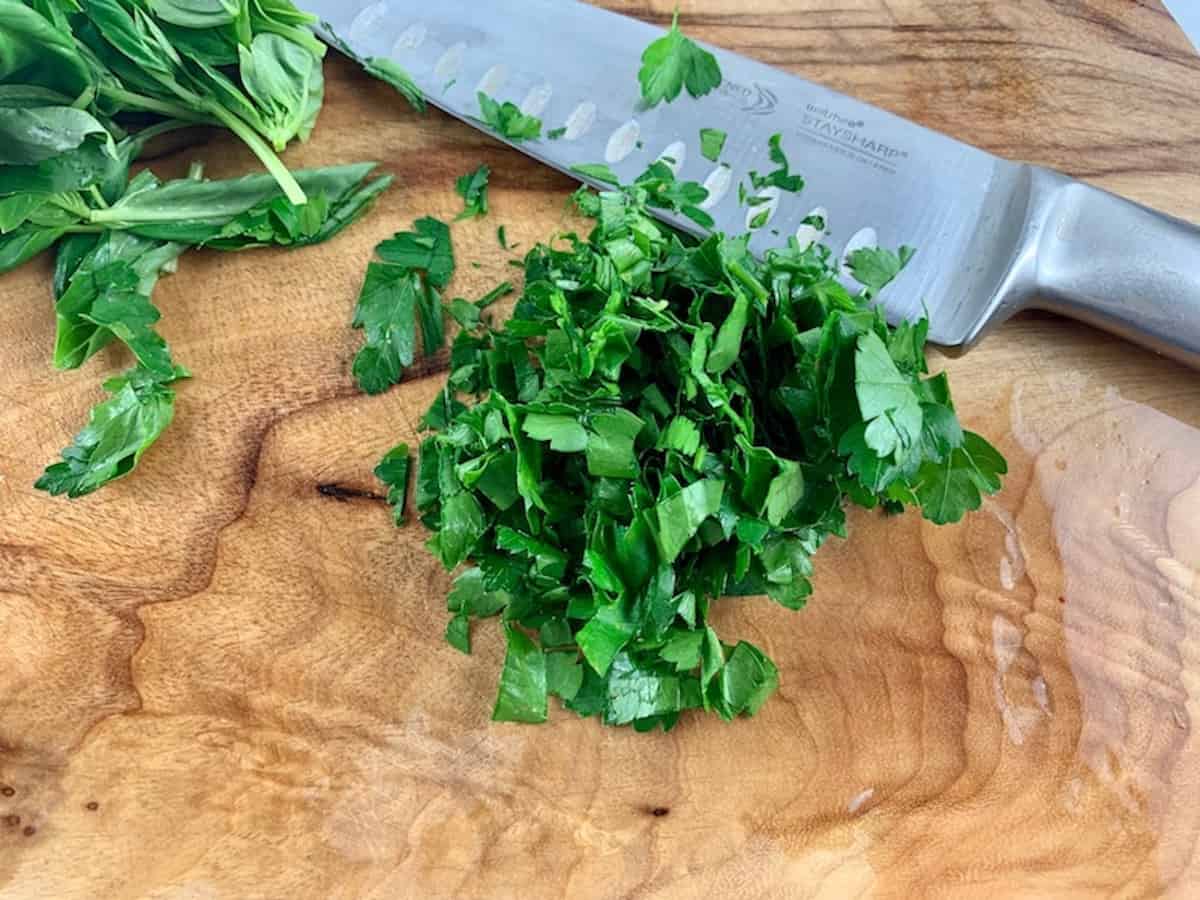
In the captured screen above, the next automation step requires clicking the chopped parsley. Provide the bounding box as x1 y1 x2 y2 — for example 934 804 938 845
700 128 727 162
747 133 804 194
350 216 454 394
454 164 490 220
362 161 1006 730
477 92 542 142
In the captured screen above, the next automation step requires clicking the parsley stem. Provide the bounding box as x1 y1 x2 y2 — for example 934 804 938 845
728 260 769 304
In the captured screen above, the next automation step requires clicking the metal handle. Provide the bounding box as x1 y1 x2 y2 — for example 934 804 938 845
1032 171 1200 367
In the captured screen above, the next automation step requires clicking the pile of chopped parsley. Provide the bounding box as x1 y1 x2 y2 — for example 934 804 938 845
360 158 1007 730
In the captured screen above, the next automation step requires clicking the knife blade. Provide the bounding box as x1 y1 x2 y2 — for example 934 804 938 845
303 0 1200 367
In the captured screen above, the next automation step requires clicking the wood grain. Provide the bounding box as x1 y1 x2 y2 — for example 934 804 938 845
2 2 1200 898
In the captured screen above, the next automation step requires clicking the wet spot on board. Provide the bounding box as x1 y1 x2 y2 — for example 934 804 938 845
847 787 875 815
22 826 35 837
86 801 99 812
4 815 19 827
647 806 670 817
0 786 13 797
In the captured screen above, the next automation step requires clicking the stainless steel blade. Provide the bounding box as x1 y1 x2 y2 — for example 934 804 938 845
299 1 1060 348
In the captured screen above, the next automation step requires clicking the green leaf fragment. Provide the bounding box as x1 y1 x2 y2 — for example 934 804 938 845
577 602 636 676
374 442 410 524
699 127 726 162
637 11 722 108
492 625 548 723
35 366 185 498
454 164 490 220
445 613 471 654
546 652 584 701
847 245 916 294
604 652 680 726
477 91 542 141
655 479 725 563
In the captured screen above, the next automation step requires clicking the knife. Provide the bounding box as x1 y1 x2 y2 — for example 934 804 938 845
304 0 1200 368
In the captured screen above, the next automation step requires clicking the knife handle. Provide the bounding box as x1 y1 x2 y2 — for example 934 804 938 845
1032 171 1200 367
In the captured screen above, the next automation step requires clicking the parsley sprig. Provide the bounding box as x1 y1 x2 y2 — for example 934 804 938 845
637 10 723 108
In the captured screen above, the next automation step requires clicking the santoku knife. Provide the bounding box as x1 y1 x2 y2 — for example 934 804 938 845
303 0 1200 368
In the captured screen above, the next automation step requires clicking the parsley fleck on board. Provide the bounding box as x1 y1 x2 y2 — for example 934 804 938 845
363 160 1006 731
455 165 491 220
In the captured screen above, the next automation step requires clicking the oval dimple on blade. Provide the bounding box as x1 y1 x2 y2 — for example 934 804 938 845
657 141 687 175
313 0 1019 346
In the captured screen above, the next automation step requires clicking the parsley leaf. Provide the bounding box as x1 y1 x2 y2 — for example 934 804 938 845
351 263 419 395
454 164 490 220
571 163 621 186
477 92 542 142
374 443 411 525
493 624 548 723
351 216 457 393
747 133 804 194
637 11 723 108
445 614 471 654
35 365 186 498
855 330 924 461
363 58 426 113
376 216 454 288
847 245 917 295
915 431 1007 524
699 127 727 162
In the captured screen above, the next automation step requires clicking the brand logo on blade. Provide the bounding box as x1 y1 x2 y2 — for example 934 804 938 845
798 103 910 176
720 80 778 116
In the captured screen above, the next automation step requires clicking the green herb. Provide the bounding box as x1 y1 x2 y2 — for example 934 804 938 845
454 164 490 220
476 281 513 309
19 159 389 496
846 245 917 297
1 3 390 497
78 0 330 203
350 216 455 394
367 159 1006 729
477 91 541 142
497 225 509 249
570 163 621 186
699 127 726 162
323 24 426 113
637 10 722 108
747 133 804 194
375 443 411 524
546 126 566 140
36 364 187 498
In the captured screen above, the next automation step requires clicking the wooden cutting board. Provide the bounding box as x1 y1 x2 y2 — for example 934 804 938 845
2 2 1200 897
